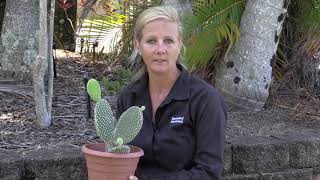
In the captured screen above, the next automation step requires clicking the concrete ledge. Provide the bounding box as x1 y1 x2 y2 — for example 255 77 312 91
223 144 232 175
0 131 320 179
223 174 260 180
0 150 24 179
23 147 87 180
223 168 314 180
261 168 313 180
0 147 87 180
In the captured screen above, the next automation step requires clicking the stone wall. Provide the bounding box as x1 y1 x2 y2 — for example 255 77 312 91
222 130 320 179
0 147 87 180
1 130 320 179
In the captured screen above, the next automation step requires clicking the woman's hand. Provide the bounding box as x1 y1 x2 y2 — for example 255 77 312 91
129 175 138 180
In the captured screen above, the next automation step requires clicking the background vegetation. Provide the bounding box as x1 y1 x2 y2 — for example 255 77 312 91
71 0 320 99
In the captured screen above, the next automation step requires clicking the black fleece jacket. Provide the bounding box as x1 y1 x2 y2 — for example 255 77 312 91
116 64 227 180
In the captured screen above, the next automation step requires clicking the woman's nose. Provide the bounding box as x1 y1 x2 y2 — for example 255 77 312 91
155 43 166 54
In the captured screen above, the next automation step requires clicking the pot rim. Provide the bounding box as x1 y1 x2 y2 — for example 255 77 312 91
82 143 144 158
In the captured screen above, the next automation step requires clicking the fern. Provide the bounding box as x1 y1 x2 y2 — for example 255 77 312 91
183 0 246 70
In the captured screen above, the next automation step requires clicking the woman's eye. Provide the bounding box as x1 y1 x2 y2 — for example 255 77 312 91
147 39 156 44
164 39 174 44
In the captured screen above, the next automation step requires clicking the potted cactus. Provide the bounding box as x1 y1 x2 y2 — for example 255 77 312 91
82 79 144 180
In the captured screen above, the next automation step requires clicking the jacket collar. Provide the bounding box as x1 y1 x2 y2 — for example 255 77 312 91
130 64 190 101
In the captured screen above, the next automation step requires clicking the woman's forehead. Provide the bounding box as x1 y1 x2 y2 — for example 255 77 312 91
142 19 179 35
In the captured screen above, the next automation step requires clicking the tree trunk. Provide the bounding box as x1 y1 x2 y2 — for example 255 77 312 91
161 0 192 15
215 0 289 110
47 0 56 118
33 0 50 127
0 0 39 84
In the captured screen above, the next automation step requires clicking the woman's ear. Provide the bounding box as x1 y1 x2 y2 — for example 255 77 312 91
178 38 182 50
134 39 139 50
134 40 142 56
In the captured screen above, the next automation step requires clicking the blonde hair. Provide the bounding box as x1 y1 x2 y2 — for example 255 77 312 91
131 6 186 80
134 6 182 42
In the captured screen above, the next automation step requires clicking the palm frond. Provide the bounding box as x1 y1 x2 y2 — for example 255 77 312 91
274 47 289 81
77 0 128 52
183 0 246 70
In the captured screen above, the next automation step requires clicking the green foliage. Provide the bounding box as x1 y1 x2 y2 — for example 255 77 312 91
292 0 320 31
100 67 134 95
77 0 161 64
183 0 246 70
79 12 126 42
77 1 127 53
274 47 289 81
55 0 77 51
87 78 144 153
274 0 320 81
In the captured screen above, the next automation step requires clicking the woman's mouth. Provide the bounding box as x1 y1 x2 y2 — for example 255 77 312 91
153 59 166 62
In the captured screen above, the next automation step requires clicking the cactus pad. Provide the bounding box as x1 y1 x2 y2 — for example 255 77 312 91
94 99 114 142
113 106 144 144
87 79 102 102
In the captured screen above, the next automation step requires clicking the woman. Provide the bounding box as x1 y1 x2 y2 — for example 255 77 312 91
116 6 227 180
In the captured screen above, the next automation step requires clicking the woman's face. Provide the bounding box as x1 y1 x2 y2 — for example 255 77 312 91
135 18 181 75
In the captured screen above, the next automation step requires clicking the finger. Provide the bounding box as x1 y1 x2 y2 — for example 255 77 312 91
128 175 138 180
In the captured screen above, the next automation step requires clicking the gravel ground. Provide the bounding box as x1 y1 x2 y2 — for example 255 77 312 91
0 51 319 153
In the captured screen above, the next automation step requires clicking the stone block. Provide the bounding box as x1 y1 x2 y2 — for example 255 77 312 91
231 136 289 174
277 129 320 168
0 150 24 180
289 139 320 168
261 168 313 180
223 144 232 175
222 174 260 180
313 166 320 180
23 146 87 180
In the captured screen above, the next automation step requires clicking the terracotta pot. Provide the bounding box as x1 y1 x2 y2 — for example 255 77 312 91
82 143 144 180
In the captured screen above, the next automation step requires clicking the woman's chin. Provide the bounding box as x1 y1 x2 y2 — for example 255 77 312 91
149 67 169 75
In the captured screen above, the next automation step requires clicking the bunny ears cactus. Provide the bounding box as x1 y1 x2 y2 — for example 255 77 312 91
87 79 144 153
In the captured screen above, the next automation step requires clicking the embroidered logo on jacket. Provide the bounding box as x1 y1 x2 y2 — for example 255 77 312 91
170 117 184 124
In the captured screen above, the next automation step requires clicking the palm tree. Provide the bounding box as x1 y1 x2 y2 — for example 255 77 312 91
214 0 289 110
182 0 287 110
182 0 319 110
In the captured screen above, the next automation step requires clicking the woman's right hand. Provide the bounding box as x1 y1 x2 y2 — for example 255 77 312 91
129 175 138 180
